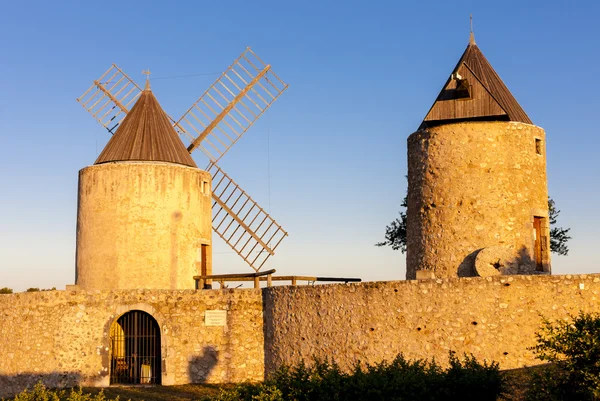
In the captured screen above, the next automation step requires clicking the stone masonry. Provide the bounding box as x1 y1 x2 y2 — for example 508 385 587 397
263 274 600 374
76 162 213 290
2 274 600 397
0 288 263 397
406 121 550 279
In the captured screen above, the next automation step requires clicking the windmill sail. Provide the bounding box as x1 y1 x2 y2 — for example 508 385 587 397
174 48 288 163
77 57 289 273
208 163 288 272
77 64 143 134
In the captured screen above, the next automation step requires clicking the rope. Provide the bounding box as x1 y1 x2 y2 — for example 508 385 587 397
100 71 221 85
267 116 272 213
151 72 221 80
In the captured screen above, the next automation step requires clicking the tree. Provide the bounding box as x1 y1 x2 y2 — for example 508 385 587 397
0 287 13 294
548 197 571 256
375 195 407 252
377 196 571 255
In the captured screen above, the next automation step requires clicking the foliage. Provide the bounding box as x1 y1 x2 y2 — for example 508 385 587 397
548 197 571 256
211 352 505 401
25 287 56 292
525 365 577 401
0 287 13 294
526 312 600 400
445 352 505 400
375 195 407 253
377 196 571 256
6 382 123 401
212 385 283 401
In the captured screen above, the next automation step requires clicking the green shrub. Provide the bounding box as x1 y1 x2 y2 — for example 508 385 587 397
526 365 576 401
250 386 284 401
212 384 283 401
526 312 600 400
11 382 61 401
24 288 56 292
444 352 504 400
0 287 13 294
5 382 122 401
212 352 505 401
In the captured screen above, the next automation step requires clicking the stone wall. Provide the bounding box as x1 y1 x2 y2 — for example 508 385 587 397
406 121 550 279
4 273 600 397
263 274 600 375
0 288 263 398
76 161 213 290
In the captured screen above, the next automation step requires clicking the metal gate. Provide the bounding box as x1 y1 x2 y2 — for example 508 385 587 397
109 310 161 385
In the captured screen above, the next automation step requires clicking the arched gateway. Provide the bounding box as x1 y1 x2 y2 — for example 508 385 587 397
110 310 161 385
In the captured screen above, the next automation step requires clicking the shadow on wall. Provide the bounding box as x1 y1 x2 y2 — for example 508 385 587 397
187 345 219 383
0 372 89 399
2 346 220 397
262 289 278 378
458 249 483 277
458 246 537 277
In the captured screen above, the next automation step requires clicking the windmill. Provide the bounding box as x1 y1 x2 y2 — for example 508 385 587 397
77 48 289 273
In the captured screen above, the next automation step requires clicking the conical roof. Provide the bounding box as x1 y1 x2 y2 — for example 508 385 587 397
420 35 532 129
95 88 197 168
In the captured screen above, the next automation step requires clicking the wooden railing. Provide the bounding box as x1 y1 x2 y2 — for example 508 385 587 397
193 269 361 289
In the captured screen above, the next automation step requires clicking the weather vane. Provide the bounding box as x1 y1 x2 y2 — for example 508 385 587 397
142 69 151 89
469 14 475 44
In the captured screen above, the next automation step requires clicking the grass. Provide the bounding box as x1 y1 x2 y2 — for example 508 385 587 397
79 383 235 401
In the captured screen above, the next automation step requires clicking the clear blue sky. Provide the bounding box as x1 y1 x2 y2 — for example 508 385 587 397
1 0 598 291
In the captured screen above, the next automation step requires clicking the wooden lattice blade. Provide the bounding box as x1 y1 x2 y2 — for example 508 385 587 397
175 48 288 163
209 163 288 272
77 64 142 134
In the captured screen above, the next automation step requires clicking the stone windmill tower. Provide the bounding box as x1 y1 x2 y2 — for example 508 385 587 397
406 31 551 280
76 79 213 290
75 49 288 291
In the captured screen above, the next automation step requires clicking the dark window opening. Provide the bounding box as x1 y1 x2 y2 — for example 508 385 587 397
535 138 543 155
455 78 471 99
437 77 471 101
110 310 161 385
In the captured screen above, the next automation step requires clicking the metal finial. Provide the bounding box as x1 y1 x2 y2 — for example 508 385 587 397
469 14 476 44
142 69 151 90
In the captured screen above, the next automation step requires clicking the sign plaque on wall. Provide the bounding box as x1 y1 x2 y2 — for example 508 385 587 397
205 310 227 326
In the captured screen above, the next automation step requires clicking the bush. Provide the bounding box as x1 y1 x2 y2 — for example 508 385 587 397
25 288 56 292
445 352 505 400
212 385 283 401
5 382 123 401
0 287 13 294
212 352 505 401
526 312 600 400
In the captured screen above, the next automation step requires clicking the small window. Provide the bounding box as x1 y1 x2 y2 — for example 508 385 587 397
202 181 209 194
535 138 543 155
455 78 471 99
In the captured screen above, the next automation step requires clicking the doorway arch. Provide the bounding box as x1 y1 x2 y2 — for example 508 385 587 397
109 310 162 385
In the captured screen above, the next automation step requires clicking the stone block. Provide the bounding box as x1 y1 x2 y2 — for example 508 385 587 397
416 270 436 280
